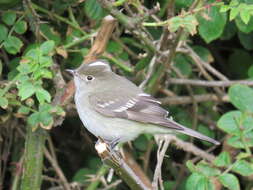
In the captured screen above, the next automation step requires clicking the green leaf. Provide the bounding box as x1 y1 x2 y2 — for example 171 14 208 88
236 16 253 33
227 136 244 148
40 40 55 55
2 11 16 25
232 160 253 176
221 21 237 40
27 112 40 130
39 111 53 129
14 20 27 34
186 173 215 190
17 106 30 115
217 111 241 135
197 5 227 43
18 82 36 100
174 53 192 77
84 0 106 20
248 65 253 78
240 9 251 24
72 168 94 184
238 31 253 50
230 7 240 21
186 160 197 173
213 152 231 167
0 24 8 43
229 84 253 112
3 36 23 55
0 97 8 109
40 24 61 45
228 50 253 78
196 161 221 177
35 88 51 104
218 173 240 190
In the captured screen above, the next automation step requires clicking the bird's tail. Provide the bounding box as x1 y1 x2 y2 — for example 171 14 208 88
163 119 220 145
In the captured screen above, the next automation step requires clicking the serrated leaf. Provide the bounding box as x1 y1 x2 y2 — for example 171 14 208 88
240 9 250 24
0 24 8 43
3 36 23 55
18 82 36 100
229 84 253 112
27 112 40 130
196 161 221 177
35 88 51 104
14 20 27 34
230 7 240 21
238 31 253 50
40 24 61 45
186 173 215 190
40 40 55 55
217 111 241 135
17 106 30 115
218 173 240 190
197 5 227 43
227 136 244 148
232 160 253 176
236 16 253 33
2 11 16 25
0 97 8 109
213 152 231 167
72 168 94 184
220 5 230 13
39 112 53 129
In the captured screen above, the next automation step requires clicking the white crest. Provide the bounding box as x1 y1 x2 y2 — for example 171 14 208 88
88 61 108 67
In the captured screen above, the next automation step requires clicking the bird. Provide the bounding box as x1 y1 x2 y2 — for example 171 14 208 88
67 60 220 148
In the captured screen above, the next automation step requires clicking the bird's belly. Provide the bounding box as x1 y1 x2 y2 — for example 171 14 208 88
75 97 141 142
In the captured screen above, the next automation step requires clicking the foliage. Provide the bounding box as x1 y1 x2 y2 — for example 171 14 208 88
1 0 253 189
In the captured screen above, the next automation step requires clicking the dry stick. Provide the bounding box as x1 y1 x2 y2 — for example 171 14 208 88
159 93 229 105
95 140 151 190
44 148 71 190
168 78 253 87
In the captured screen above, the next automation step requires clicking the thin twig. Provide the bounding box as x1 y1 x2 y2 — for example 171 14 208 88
44 148 71 190
152 135 172 190
169 78 253 87
159 93 229 105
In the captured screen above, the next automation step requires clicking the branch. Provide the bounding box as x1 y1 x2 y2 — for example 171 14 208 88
44 148 71 190
158 94 229 105
159 94 229 105
166 135 216 162
168 78 253 87
20 127 46 190
95 140 152 190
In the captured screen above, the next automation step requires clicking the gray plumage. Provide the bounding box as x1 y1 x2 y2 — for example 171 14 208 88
72 60 220 145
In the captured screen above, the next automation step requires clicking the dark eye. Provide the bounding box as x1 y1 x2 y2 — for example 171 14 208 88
86 75 94 81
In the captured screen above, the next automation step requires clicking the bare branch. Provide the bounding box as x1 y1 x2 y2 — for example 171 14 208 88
159 94 229 105
169 78 253 87
95 139 152 190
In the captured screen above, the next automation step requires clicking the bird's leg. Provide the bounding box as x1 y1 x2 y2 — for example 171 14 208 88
109 138 121 150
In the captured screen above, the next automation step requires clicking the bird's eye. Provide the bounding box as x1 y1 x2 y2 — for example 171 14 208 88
86 75 94 81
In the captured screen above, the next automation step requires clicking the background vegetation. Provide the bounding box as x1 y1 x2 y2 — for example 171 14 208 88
1 0 253 189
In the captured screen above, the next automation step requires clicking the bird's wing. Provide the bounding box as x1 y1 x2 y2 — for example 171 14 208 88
88 91 182 130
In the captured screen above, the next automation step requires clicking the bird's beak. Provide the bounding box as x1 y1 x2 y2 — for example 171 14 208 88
65 69 75 75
